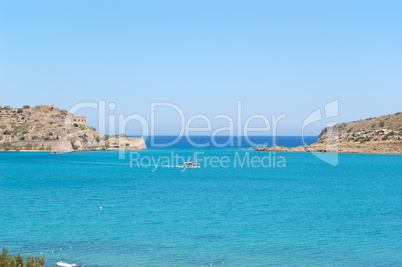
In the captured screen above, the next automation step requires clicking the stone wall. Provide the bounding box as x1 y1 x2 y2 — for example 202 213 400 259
10 139 73 151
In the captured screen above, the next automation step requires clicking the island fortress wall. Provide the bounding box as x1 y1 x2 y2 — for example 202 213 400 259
72 116 87 126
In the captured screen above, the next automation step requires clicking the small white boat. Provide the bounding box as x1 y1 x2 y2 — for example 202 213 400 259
182 154 200 168
51 151 64 155
57 261 81 267
182 161 200 168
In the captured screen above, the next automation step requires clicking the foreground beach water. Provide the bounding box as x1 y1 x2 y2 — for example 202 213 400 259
0 147 401 266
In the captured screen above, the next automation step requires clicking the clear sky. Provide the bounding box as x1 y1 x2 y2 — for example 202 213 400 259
0 0 401 136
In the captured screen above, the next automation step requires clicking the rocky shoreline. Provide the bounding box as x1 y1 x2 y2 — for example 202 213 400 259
255 112 402 155
255 140 402 155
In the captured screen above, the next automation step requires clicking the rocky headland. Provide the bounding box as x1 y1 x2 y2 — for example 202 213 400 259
255 112 402 154
0 105 146 152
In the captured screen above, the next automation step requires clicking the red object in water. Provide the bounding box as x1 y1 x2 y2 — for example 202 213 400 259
244 258 247 261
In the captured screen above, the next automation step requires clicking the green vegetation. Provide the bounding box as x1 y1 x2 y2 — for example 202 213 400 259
0 247 46 267
382 131 394 141
46 145 52 151
0 143 22 151
24 144 33 150
17 109 23 114
3 130 14 135
104 135 110 140
379 121 385 127
0 125 6 129
3 106 12 110
95 136 100 142
20 137 25 141
0 142 12 151
354 137 372 143
31 136 40 140
73 123 78 127
22 105 30 109
79 126 87 130
13 124 29 133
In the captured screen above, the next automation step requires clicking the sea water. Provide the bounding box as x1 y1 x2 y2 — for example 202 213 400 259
0 136 401 266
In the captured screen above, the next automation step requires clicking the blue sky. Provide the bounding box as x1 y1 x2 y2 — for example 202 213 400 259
1 0 401 135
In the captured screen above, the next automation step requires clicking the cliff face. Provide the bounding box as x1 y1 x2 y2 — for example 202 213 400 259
0 105 146 151
256 112 402 154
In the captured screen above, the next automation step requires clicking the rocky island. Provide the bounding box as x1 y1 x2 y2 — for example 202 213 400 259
256 112 402 154
0 105 146 152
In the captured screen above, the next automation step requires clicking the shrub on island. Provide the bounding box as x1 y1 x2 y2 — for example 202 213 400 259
0 142 12 151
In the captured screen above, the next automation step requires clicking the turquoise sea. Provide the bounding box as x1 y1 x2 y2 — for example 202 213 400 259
0 136 401 266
